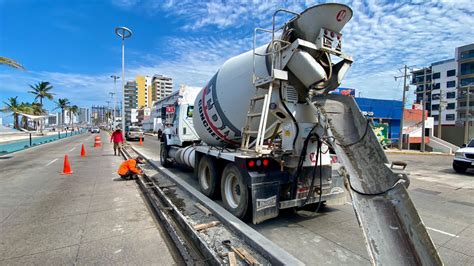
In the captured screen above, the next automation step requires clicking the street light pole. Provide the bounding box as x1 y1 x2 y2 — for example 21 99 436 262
110 75 119 128
115 27 132 131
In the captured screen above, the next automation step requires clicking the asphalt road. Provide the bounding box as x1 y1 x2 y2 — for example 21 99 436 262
132 135 474 265
0 132 177 264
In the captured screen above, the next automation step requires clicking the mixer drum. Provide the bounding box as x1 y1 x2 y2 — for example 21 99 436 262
193 46 275 147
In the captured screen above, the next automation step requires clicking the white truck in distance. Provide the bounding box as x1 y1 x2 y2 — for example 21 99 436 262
159 3 441 264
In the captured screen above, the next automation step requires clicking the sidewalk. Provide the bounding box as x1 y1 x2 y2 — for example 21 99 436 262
0 132 177 265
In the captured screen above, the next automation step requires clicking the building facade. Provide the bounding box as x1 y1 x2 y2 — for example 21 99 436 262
91 106 108 125
151 75 173 102
136 75 153 109
456 43 474 124
77 107 90 124
124 81 138 126
410 43 474 145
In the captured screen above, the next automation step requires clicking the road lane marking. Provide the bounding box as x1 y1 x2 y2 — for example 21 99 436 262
46 158 58 166
426 227 459 238
69 147 76 152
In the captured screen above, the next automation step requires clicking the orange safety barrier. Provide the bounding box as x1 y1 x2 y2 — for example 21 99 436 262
94 136 102 148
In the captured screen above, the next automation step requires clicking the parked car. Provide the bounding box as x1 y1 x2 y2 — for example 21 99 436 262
126 126 144 141
453 138 474 173
90 127 100 133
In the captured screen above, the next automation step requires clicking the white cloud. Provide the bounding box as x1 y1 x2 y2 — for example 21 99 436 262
3 0 474 116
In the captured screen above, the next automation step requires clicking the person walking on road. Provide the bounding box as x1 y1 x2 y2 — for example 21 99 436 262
117 156 145 180
111 127 124 156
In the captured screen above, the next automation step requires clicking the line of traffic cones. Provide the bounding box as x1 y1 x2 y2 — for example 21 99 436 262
61 143 88 174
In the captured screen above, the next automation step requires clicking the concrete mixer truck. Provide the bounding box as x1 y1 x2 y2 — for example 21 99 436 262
160 3 441 264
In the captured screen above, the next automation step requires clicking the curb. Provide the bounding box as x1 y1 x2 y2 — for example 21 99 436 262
386 150 454 156
131 146 304 266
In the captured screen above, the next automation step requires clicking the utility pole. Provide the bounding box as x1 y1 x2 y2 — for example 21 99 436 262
421 67 427 152
437 85 446 139
394 65 410 150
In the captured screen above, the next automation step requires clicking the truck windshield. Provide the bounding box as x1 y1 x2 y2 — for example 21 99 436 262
129 128 140 132
187 106 194 118
468 139 474 147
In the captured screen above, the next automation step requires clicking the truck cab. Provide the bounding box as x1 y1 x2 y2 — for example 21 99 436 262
162 103 199 147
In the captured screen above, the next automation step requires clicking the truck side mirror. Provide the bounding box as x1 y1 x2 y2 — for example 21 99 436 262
461 144 467 148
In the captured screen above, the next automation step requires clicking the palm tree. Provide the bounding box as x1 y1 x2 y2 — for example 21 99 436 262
0 56 25 70
29 81 54 108
68 105 79 127
54 98 70 126
1 97 21 129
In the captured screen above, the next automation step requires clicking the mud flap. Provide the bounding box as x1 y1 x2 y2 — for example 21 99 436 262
251 181 280 224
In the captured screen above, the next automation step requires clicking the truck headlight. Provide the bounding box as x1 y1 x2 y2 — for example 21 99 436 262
455 152 464 159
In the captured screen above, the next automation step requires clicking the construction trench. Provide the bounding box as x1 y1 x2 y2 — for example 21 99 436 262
122 144 302 265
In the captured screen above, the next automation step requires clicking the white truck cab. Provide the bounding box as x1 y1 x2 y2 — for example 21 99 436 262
453 138 474 173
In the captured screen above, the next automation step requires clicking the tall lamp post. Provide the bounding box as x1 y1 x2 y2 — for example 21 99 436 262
110 75 119 128
115 26 132 131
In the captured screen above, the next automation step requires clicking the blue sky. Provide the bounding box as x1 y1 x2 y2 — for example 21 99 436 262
1 0 473 124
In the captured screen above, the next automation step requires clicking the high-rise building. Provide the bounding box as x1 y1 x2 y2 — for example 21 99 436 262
91 106 109 125
124 81 138 126
136 75 153 108
77 107 90 124
456 43 474 124
151 75 173 102
410 43 474 145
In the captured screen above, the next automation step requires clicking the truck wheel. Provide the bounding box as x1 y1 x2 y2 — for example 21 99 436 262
160 138 172 168
221 163 248 219
198 156 219 198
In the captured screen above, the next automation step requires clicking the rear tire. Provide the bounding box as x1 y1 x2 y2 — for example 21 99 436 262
197 156 219 198
453 163 467 173
160 137 172 168
221 163 249 219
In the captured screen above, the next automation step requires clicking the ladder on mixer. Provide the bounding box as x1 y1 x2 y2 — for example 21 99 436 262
240 9 299 154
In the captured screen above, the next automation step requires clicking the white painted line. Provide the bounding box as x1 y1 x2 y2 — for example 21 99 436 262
69 147 76 152
46 158 58 166
345 202 353 205
426 227 459 238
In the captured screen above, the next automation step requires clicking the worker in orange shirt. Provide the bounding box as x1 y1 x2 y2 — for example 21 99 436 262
118 156 145 180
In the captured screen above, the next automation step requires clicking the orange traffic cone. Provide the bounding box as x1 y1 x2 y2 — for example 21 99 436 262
94 136 102 148
61 154 73 175
139 136 143 146
80 144 86 157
